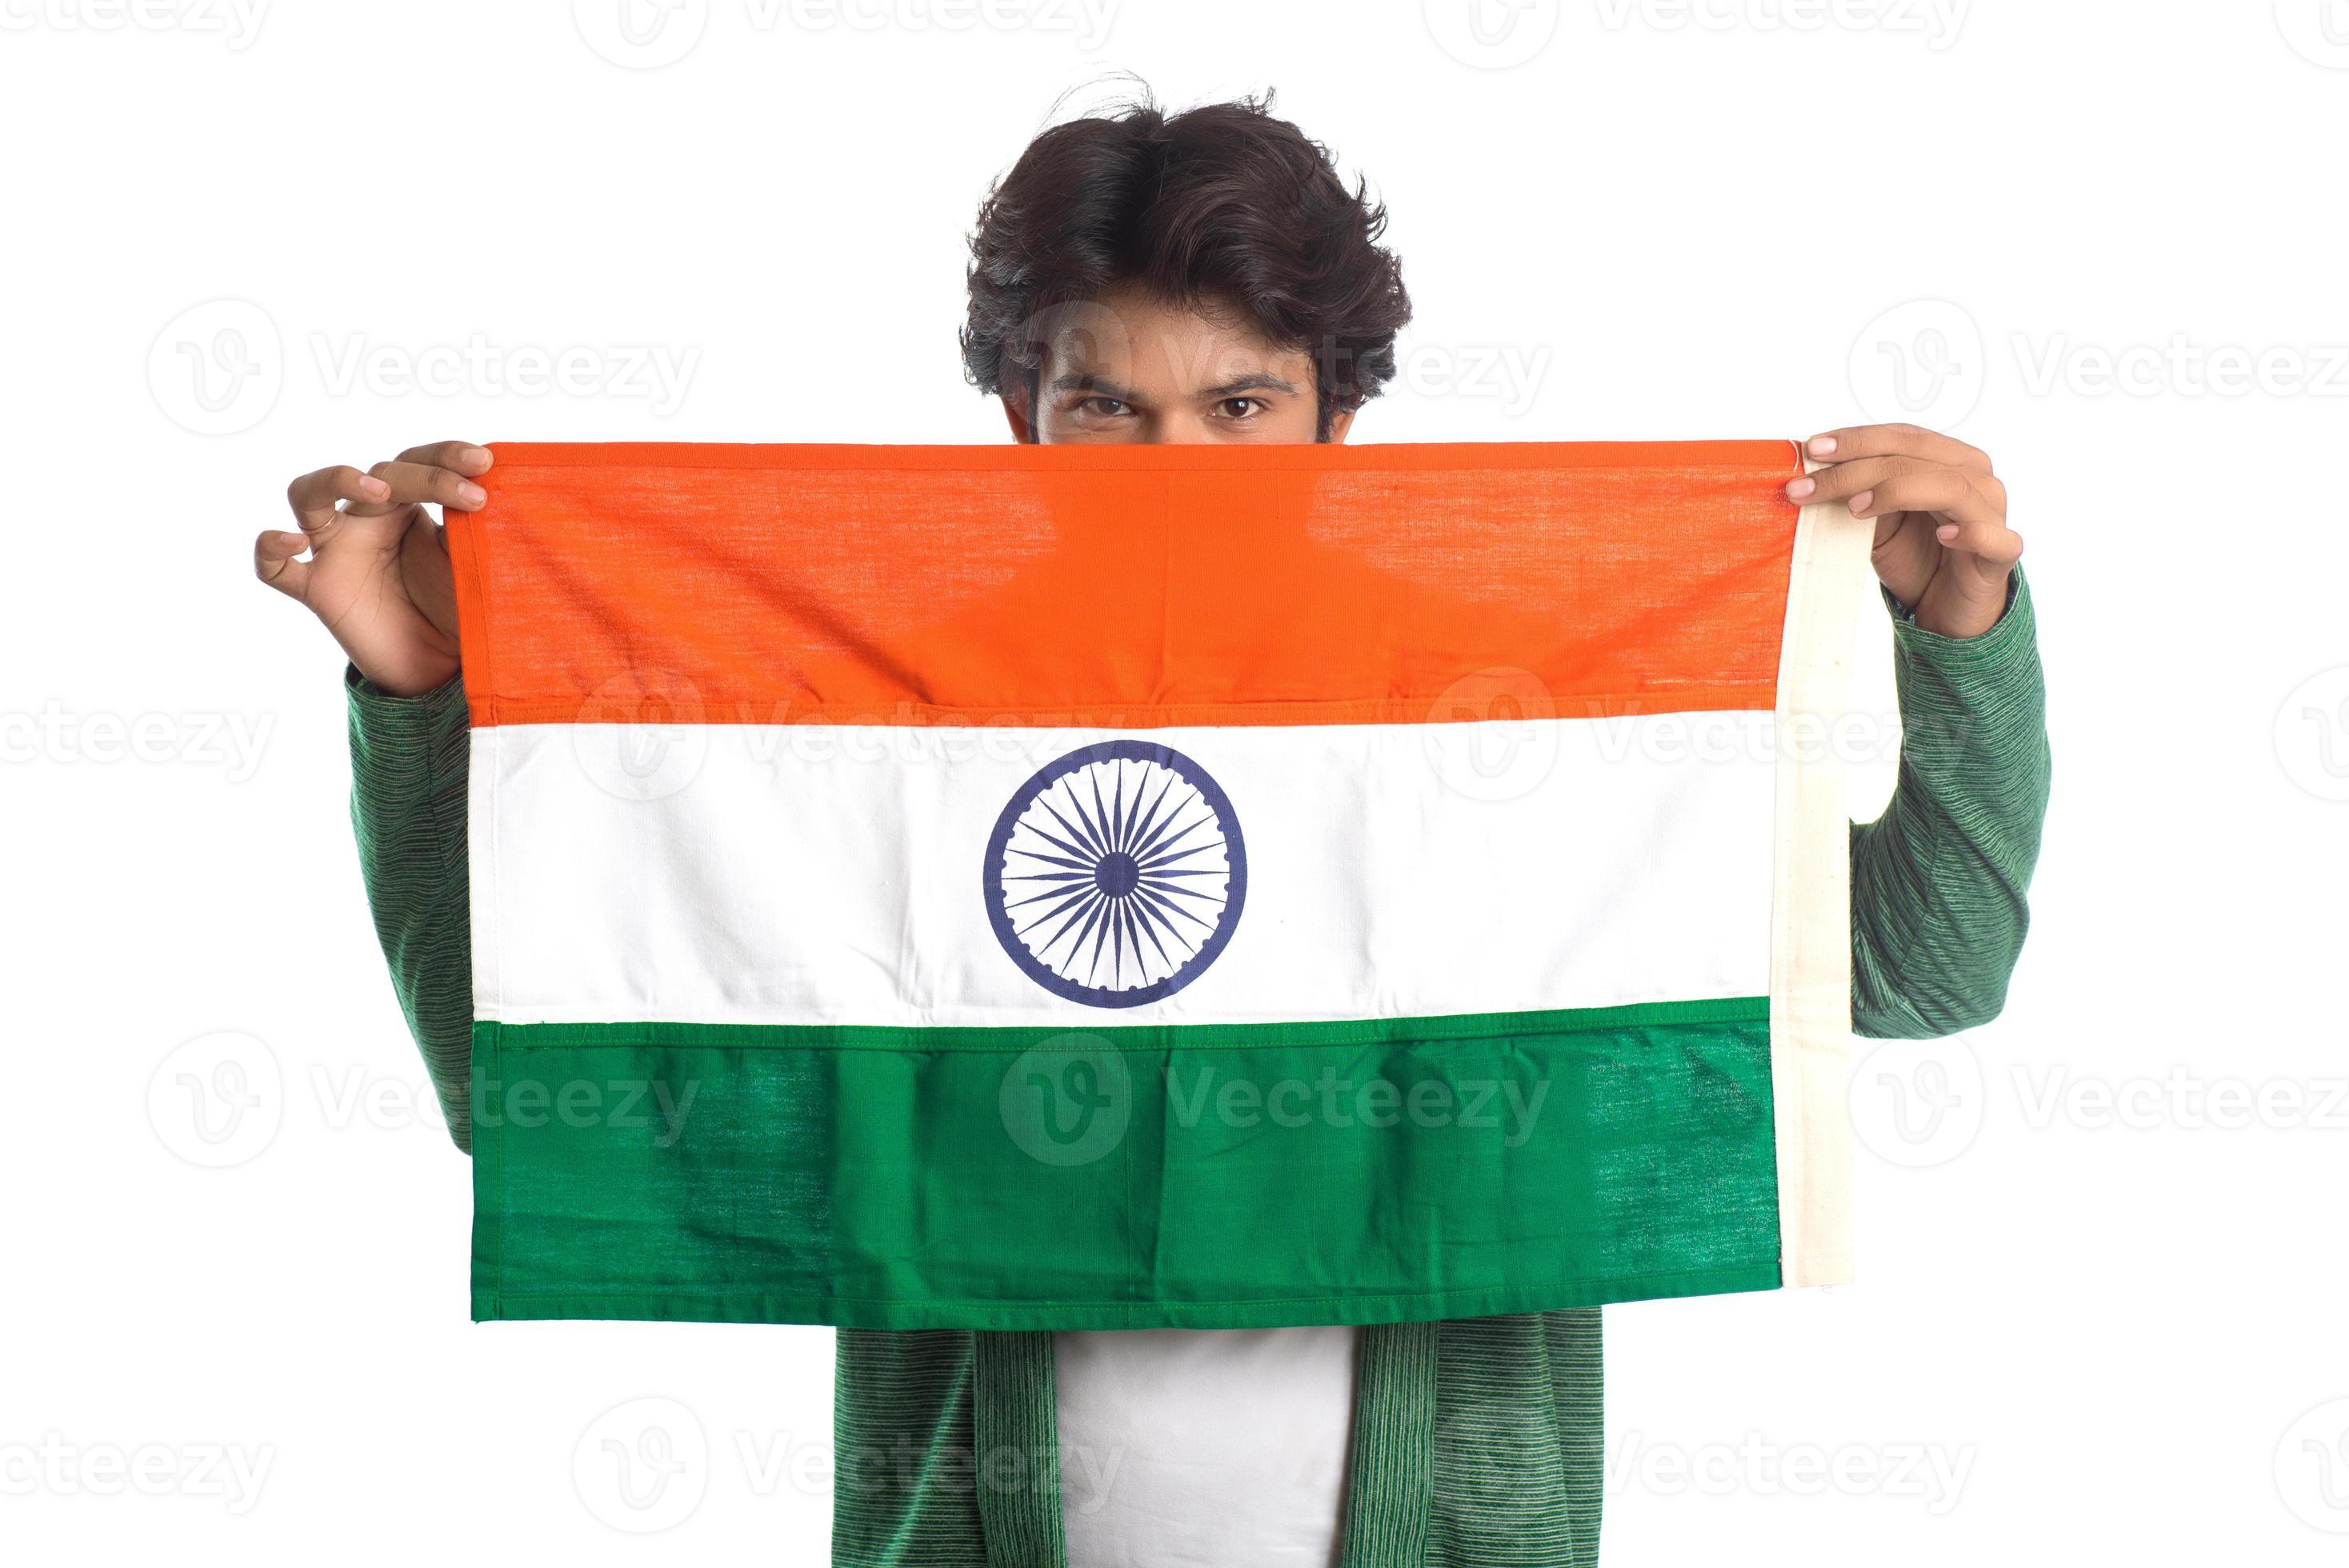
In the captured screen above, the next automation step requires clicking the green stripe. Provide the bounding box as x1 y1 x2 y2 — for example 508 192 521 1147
472 1002 1783 1330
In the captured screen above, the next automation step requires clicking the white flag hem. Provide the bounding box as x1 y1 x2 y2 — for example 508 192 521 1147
1770 455 1875 1288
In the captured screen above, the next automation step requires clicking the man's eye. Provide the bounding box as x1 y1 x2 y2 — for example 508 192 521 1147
1219 398 1264 419
1079 397 1129 418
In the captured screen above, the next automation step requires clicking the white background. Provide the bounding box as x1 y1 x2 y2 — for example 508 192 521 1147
4 1 2347 1562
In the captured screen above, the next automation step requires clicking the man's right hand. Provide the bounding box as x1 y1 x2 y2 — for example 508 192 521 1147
256 441 491 697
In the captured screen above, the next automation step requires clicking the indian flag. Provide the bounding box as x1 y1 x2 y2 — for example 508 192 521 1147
450 441 1871 1330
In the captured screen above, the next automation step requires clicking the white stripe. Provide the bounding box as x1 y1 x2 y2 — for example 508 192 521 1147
470 714 1778 1029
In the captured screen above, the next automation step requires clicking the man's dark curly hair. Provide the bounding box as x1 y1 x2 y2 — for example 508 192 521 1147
960 93 1411 440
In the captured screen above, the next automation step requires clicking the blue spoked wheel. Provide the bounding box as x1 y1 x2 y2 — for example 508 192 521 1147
982 740 1248 1008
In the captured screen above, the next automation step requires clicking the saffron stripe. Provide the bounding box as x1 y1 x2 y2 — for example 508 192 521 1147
446 442 1806 730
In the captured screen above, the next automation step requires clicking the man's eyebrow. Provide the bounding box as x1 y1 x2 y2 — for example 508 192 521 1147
1197 373 1299 398
1047 373 1142 402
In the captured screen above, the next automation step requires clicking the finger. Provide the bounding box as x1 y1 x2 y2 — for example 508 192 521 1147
1928 516 2026 571
1847 468 2005 531
1867 511 1942 606
1788 455 1910 505
286 465 390 531
394 440 494 476
254 529 312 598
1789 455 2006 522
366 459 489 512
1804 423 1991 475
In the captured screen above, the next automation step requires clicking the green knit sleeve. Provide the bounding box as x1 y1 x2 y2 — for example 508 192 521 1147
1850 572 2051 1039
346 667 474 1151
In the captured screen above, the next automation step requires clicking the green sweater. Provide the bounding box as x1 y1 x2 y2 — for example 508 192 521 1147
349 578 2050 1568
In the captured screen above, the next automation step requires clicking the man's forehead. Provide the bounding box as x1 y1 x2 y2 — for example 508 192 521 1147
1046 304 1308 394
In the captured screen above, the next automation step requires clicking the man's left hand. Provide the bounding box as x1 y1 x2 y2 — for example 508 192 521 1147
1787 423 2022 639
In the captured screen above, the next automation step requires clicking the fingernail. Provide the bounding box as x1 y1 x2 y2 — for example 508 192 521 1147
1785 477 1816 500
360 476 390 499
464 446 493 469
1936 524 1959 542
1808 436 1838 457
1848 490 1874 515
458 483 488 508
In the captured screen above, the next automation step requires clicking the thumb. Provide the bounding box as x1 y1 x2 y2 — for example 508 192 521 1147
254 530 312 602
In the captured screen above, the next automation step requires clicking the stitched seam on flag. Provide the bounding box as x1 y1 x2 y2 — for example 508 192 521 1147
446 487 500 730
467 727 504 1022
464 689 1780 727
470 1027 502 1294
476 444 1806 477
470 997 1770 1052
474 1263 1782 1315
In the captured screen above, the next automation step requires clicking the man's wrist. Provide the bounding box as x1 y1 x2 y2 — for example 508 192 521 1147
1887 570 2035 669
346 662 466 711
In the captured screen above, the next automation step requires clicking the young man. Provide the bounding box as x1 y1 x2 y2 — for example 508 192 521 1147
257 97 2047 1568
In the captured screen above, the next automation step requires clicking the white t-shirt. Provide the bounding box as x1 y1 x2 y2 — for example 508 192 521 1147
1054 1326 1361 1568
